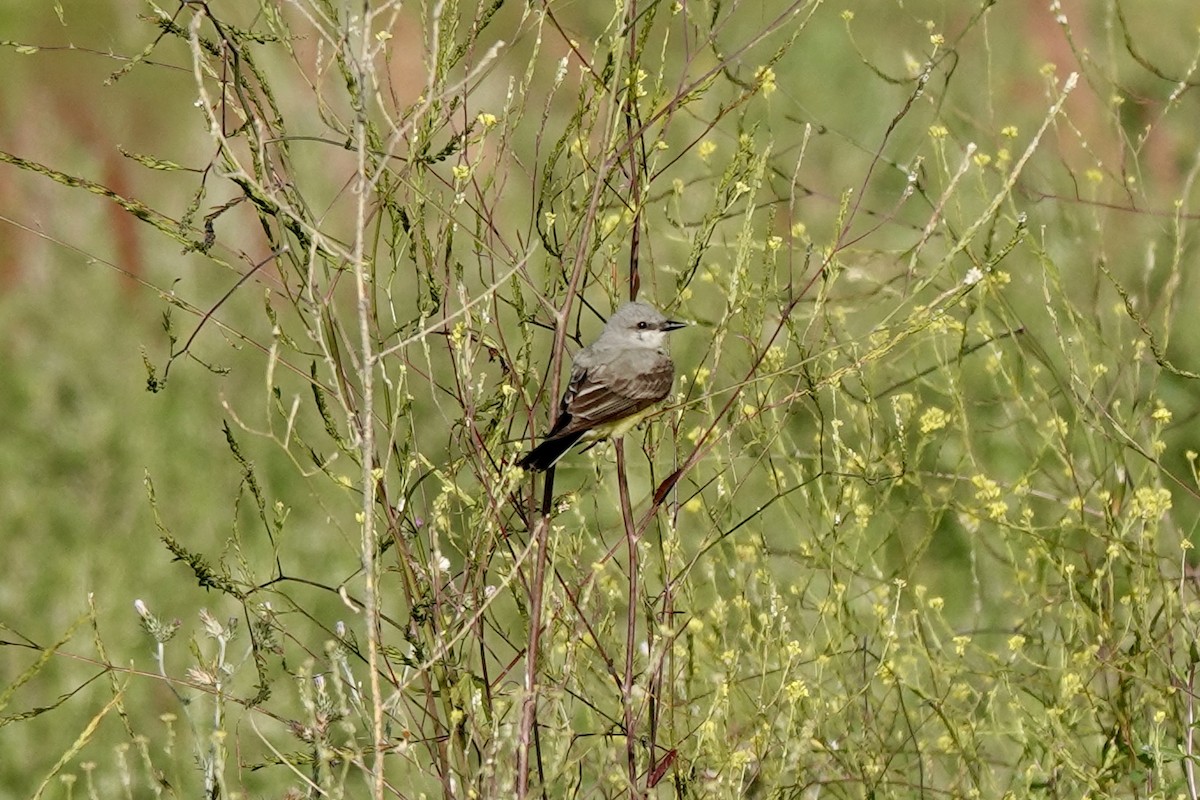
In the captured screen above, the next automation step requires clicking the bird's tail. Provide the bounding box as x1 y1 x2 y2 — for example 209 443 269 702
518 431 587 471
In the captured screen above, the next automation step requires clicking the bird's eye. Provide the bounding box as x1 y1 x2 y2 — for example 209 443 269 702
637 321 648 329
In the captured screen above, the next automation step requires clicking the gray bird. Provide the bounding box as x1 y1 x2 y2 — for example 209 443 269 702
519 301 687 471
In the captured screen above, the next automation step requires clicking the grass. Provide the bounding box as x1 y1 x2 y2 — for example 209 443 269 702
3 0 1200 797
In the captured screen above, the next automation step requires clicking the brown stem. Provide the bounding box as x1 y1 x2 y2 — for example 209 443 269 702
616 440 642 797
517 468 555 798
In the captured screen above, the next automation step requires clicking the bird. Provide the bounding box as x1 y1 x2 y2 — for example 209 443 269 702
518 301 687 471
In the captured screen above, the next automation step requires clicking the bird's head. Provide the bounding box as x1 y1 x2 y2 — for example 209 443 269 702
604 301 688 348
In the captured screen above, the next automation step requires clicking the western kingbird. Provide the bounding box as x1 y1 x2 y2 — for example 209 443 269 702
518 301 687 471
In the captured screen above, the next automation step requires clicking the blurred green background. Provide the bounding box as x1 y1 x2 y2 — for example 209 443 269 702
4 0 1200 796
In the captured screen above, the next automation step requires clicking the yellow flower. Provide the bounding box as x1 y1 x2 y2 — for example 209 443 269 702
754 66 777 97
919 406 949 433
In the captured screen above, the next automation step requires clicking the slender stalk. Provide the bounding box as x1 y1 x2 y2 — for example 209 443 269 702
615 440 641 798
517 470 555 797
350 4 383 798
1187 662 1197 800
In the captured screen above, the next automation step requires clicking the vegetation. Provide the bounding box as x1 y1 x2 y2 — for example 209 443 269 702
3 0 1200 797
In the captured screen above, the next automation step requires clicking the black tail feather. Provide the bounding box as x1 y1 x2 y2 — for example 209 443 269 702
518 431 587 471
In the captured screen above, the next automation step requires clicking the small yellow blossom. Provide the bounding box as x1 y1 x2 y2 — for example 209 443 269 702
972 474 1001 500
919 406 949 433
1129 486 1172 520
1044 415 1068 436
628 68 648 98
755 66 777 97
762 346 785 372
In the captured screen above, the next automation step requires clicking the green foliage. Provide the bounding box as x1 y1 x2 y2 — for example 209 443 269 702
3 0 1200 797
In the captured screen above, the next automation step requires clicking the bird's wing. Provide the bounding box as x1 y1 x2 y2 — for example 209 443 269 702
558 354 675 434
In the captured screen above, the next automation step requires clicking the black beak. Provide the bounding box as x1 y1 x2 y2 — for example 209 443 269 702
662 319 688 332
